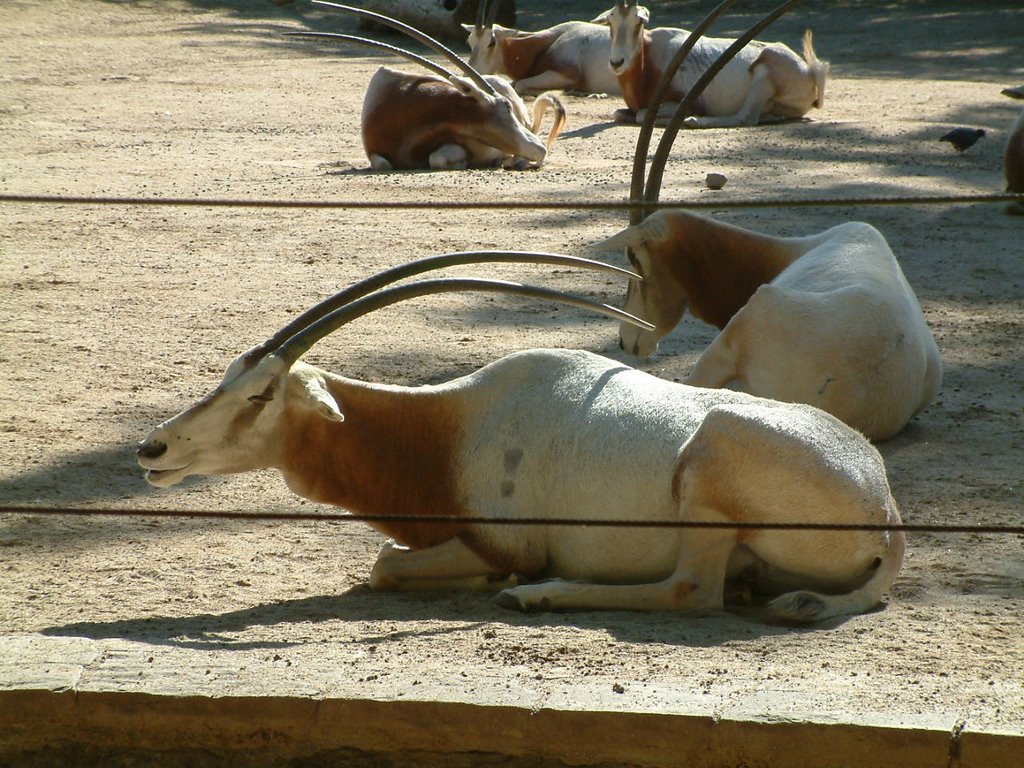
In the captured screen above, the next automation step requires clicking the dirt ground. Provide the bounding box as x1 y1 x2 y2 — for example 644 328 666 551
1 0 1023 757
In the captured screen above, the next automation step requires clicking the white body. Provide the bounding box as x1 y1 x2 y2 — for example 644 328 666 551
600 210 942 441
139 346 904 622
360 67 564 170
596 3 828 127
465 21 622 96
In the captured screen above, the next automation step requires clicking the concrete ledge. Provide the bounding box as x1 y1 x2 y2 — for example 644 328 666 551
2 687 1021 768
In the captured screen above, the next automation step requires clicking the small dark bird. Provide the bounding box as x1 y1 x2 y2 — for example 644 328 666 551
940 127 986 153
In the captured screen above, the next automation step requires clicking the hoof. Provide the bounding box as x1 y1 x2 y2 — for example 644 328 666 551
491 590 526 611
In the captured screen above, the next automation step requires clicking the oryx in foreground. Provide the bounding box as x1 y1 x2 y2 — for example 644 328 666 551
292 3 565 170
138 252 905 622
464 0 621 96
595 1 828 127
596 210 942 442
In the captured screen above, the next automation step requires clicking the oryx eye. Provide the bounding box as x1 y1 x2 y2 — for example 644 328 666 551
248 386 274 405
487 36 496 48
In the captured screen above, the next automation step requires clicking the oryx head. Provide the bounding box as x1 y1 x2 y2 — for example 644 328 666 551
591 213 686 358
462 0 506 74
593 1 650 76
137 252 650 487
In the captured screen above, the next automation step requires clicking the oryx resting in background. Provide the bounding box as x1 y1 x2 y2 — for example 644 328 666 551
595 0 828 127
291 2 565 170
464 0 621 96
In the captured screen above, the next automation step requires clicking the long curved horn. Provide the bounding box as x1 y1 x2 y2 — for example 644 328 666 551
313 1 497 95
475 0 488 31
628 0 738 225
642 0 805 214
272 278 655 366
484 0 502 28
245 251 641 366
285 31 460 82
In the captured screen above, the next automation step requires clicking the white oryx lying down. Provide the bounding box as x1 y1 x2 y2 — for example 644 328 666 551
597 210 942 442
138 252 904 622
595 1 828 127
292 3 565 170
464 0 621 96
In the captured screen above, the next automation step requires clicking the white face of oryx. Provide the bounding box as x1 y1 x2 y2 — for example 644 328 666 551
136 354 344 488
618 247 686 358
463 25 503 74
595 4 649 76
453 75 546 162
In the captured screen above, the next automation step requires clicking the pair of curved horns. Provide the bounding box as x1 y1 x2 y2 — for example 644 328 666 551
475 0 502 32
244 252 648 368
629 0 804 224
309 1 496 95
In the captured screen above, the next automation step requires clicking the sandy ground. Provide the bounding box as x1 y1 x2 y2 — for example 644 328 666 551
1 0 1023 758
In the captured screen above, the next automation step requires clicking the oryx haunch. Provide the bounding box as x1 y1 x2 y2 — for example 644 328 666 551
596 210 942 442
595 1 828 127
293 2 565 170
138 253 904 622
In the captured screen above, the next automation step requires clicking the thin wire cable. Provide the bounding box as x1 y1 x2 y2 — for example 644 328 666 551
2 192 1023 211
1 505 1020 534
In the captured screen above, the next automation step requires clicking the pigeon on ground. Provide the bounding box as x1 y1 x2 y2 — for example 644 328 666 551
940 127 986 153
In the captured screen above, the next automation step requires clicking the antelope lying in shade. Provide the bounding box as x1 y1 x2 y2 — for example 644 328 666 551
464 0 621 96
292 3 565 170
595 1 828 127
597 210 943 442
138 252 905 622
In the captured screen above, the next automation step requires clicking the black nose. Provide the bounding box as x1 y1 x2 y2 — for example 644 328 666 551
610 58 624 69
137 440 167 460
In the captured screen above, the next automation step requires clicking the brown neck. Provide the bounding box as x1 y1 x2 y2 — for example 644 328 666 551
654 214 802 329
620 33 665 112
500 32 555 81
279 376 468 549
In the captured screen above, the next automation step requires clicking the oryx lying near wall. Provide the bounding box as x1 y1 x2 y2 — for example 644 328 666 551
292 3 565 170
594 1 828 127
138 252 904 622
597 210 942 442
464 0 621 96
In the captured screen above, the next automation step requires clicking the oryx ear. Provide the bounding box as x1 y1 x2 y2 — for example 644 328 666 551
449 75 489 101
298 370 345 422
591 10 612 24
461 23 474 35
636 6 651 23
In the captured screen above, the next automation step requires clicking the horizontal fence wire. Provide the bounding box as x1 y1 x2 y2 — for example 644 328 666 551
1 506 1021 534
4 188 1021 537
2 192 1024 211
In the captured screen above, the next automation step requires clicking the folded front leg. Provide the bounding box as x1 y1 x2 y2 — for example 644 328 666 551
369 537 516 592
